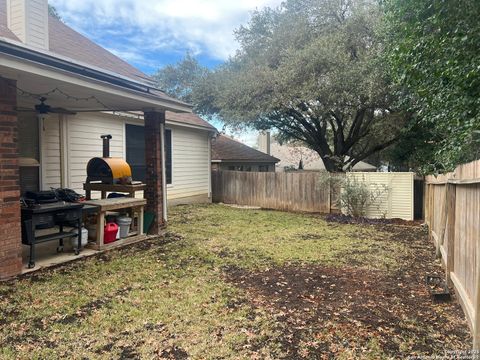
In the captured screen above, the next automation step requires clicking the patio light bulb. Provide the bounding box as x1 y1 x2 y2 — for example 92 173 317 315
37 112 47 123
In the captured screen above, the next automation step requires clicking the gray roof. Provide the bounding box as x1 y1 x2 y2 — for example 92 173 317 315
166 111 216 131
212 135 280 163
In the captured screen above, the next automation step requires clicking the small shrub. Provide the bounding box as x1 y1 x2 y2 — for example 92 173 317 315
319 173 388 217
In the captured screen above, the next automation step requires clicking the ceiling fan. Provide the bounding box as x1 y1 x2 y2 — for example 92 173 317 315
16 97 138 114
16 97 76 115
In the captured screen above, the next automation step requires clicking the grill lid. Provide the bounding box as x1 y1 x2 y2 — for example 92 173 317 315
87 157 132 184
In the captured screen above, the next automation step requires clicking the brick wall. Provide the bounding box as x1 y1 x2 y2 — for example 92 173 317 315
144 111 166 234
0 77 22 279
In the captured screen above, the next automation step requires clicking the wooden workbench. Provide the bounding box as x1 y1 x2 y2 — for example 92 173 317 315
83 197 147 250
83 182 146 200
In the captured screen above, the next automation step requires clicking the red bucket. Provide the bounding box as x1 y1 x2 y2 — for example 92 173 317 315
104 222 118 244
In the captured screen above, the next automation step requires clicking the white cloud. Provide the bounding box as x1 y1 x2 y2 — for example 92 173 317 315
50 0 283 61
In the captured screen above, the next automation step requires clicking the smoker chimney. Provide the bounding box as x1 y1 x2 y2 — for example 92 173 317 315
6 0 50 50
101 134 112 158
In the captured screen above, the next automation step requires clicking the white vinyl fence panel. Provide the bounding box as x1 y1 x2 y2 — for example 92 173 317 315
347 172 414 220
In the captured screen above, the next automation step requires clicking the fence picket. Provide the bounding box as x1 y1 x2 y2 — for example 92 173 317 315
212 170 331 212
426 161 480 349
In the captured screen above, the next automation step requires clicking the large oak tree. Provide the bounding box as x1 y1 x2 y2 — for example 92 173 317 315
194 0 411 172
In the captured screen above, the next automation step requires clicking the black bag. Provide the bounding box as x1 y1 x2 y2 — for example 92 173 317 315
52 188 85 202
24 190 57 204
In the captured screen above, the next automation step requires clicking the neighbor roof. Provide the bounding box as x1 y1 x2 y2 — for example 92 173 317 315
212 135 280 163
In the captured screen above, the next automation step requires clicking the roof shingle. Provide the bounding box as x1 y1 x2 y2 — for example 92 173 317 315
0 0 193 113
166 111 216 131
212 135 280 163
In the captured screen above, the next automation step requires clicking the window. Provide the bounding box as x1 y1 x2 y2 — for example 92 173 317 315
126 124 146 183
259 165 269 172
165 129 172 185
18 113 40 195
125 124 172 185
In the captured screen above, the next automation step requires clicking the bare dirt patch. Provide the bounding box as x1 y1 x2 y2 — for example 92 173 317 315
324 213 423 226
225 223 471 358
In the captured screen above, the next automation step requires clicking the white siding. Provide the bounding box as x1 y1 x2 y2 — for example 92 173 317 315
167 124 210 200
41 113 212 202
7 0 49 49
66 113 124 193
347 172 414 220
26 0 49 49
6 0 26 41
41 115 61 189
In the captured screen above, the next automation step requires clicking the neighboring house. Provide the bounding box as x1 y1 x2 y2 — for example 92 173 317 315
258 133 377 172
0 0 214 278
211 134 279 172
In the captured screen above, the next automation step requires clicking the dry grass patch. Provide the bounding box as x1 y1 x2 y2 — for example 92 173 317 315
0 204 470 359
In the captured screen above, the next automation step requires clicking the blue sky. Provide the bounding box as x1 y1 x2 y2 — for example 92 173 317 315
49 0 284 145
50 0 282 74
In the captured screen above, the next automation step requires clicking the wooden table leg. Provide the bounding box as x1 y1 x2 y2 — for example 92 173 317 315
96 211 105 250
76 214 82 255
139 206 144 235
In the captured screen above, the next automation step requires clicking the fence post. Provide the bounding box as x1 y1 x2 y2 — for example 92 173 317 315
475 218 480 350
445 183 456 287
436 184 450 258
474 182 480 349
327 175 332 214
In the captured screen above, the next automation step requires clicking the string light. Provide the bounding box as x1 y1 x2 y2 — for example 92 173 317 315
1 75 110 110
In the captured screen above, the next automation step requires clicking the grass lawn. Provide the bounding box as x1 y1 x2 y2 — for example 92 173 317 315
0 204 470 359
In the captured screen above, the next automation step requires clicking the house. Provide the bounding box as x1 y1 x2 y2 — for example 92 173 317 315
0 0 214 279
211 134 279 172
115 111 216 206
0 0 217 204
258 133 377 172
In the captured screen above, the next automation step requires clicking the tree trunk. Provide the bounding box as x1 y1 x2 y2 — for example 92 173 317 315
320 154 345 173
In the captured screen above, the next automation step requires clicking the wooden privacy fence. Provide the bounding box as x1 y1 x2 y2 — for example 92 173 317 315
212 170 331 213
212 170 415 219
425 159 480 349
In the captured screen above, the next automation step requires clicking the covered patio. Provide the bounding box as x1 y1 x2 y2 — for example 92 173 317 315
0 39 191 279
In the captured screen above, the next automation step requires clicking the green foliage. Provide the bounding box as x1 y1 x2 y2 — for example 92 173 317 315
320 173 388 217
384 0 480 173
365 121 439 172
196 0 412 172
152 53 209 107
48 4 62 21
340 176 388 217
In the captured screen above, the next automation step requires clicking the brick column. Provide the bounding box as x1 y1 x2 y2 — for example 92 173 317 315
144 111 166 234
0 77 22 279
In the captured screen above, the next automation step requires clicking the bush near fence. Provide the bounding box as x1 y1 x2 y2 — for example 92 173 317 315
425 159 480 349
211 170 414 220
